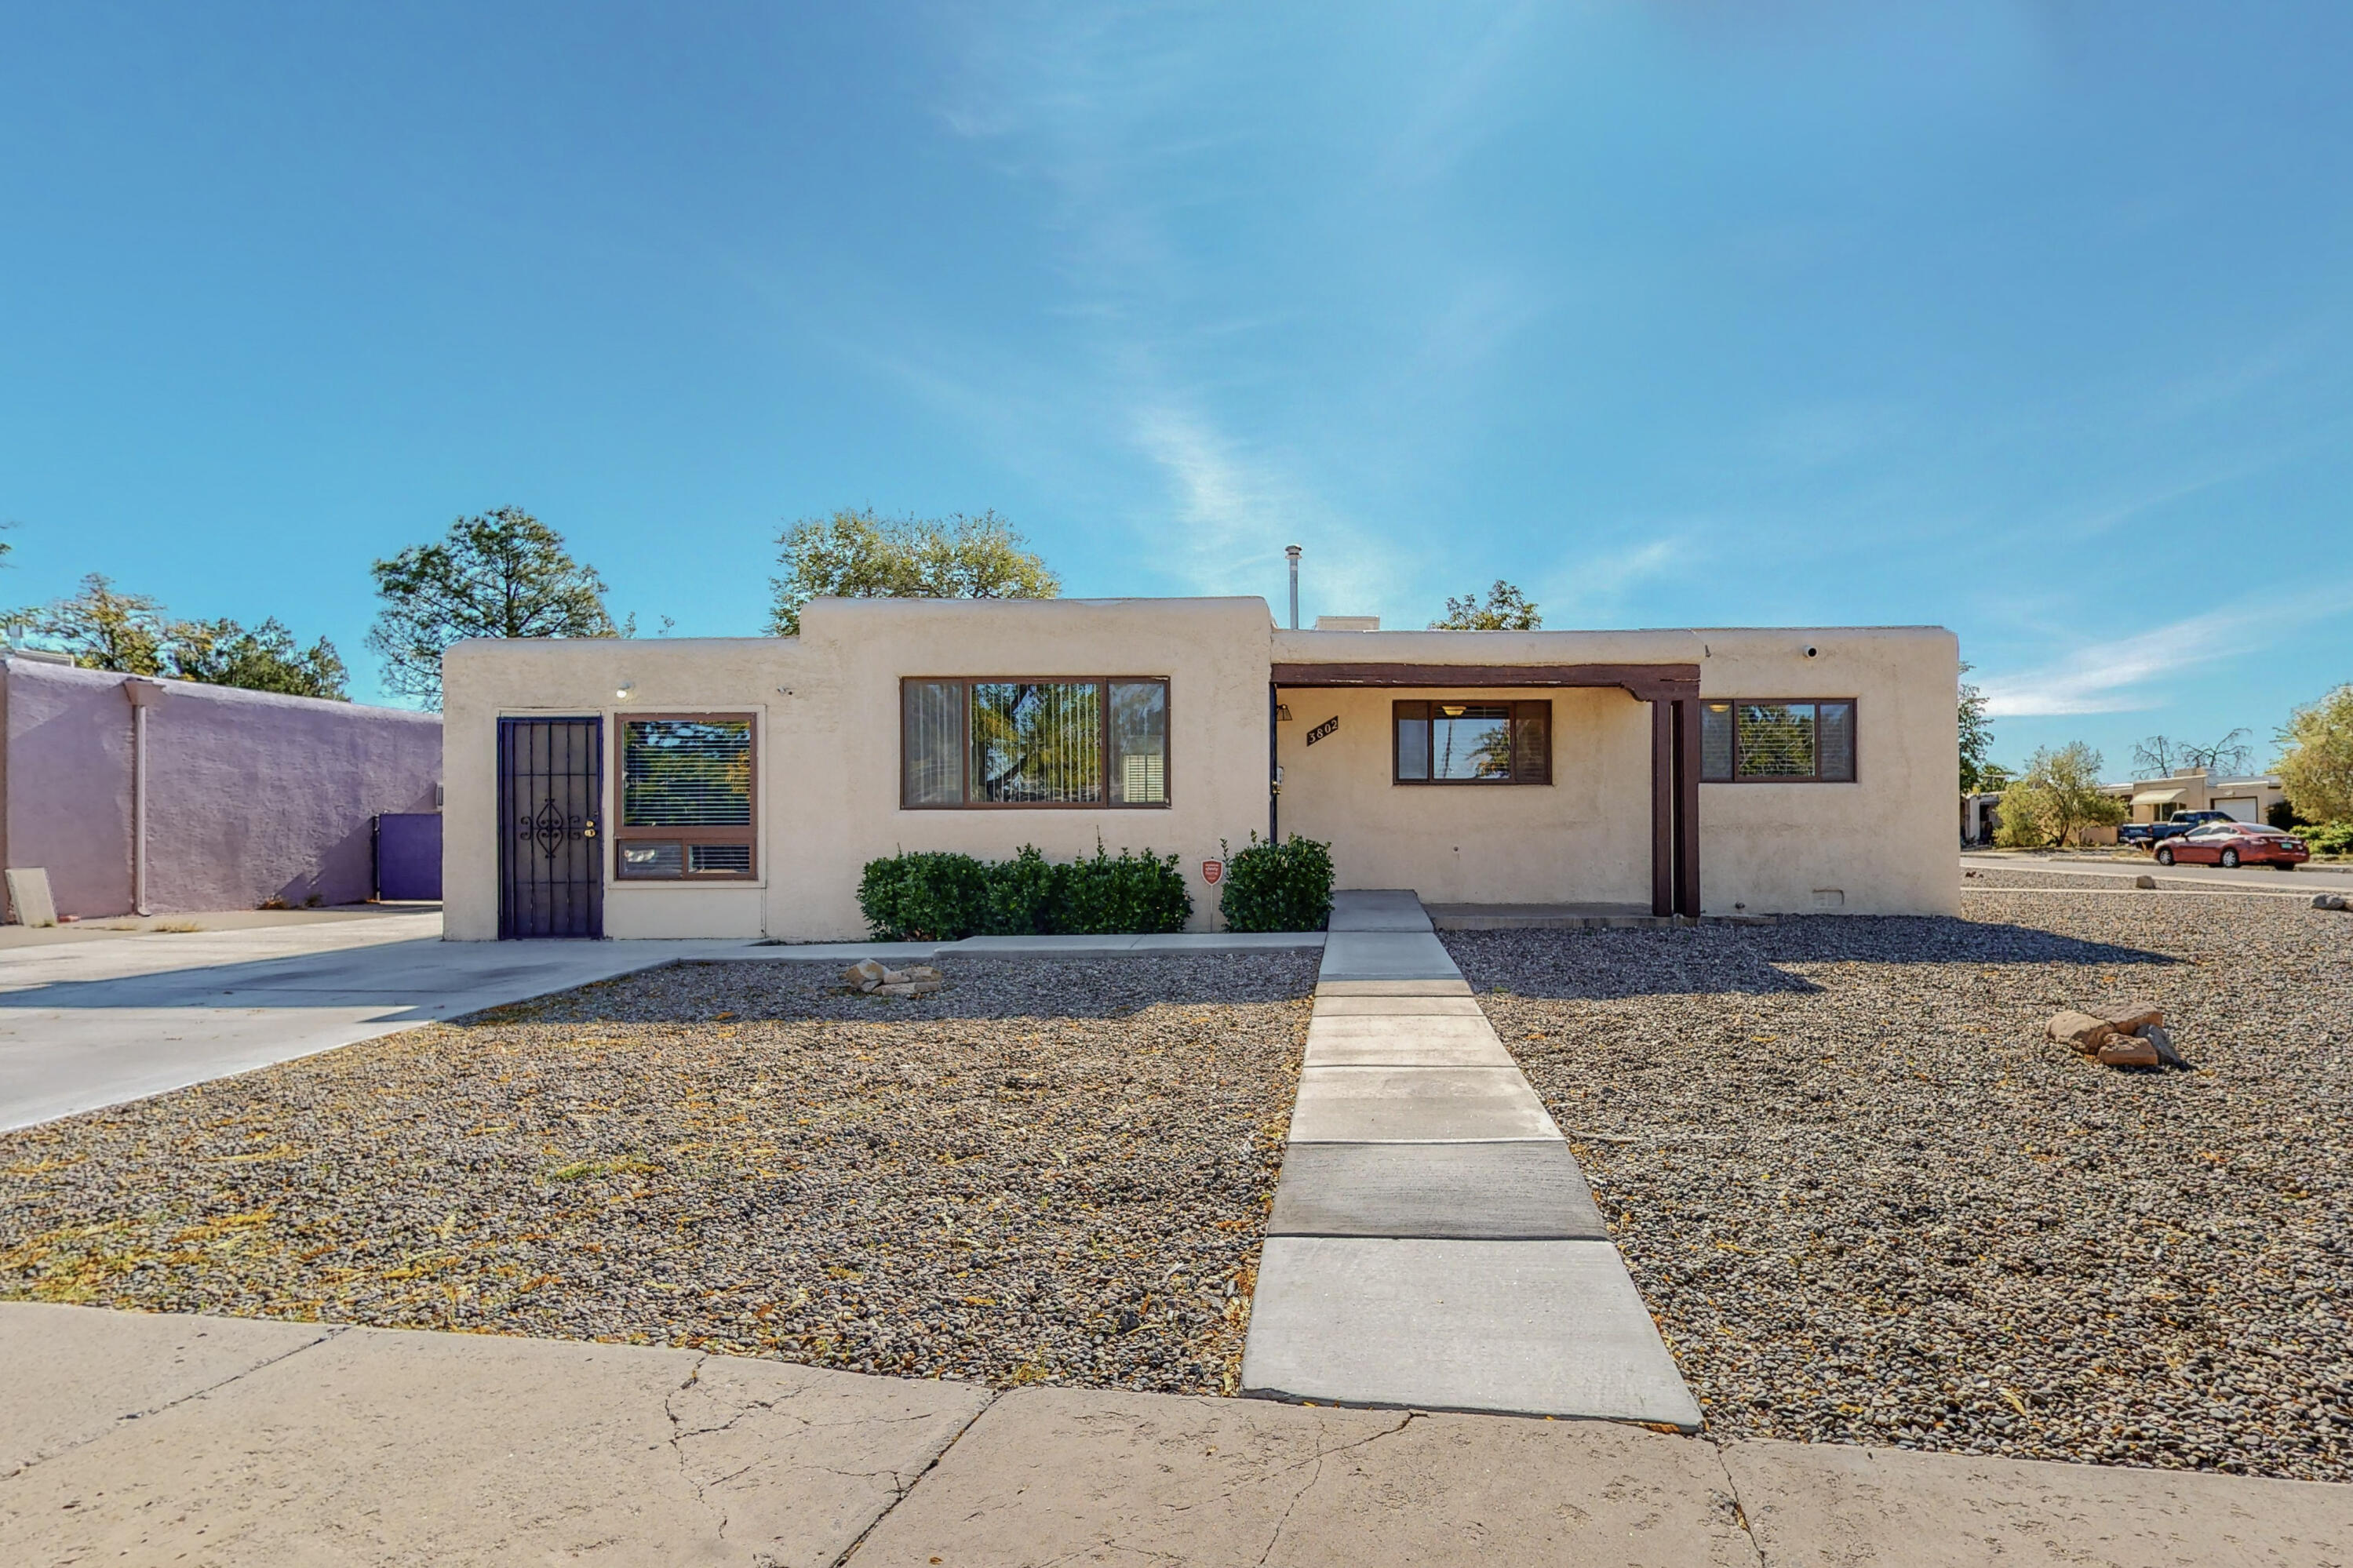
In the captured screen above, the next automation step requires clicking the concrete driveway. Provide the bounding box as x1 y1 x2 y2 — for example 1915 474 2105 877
0 913 748 1133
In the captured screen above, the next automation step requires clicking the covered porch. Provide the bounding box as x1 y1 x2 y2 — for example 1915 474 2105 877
1269 660 1703 919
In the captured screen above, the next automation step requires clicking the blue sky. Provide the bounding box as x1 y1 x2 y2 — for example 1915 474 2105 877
4 2 2349 775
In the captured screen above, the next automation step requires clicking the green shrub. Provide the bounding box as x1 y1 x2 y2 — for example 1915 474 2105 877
1058 843 1192 934
856 850 990 940
984 844 1063 935
1218 831 1335 932
2293 820 2353 856
857 842 1190 939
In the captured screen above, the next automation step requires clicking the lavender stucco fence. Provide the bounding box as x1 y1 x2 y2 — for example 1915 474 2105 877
2 657 443 918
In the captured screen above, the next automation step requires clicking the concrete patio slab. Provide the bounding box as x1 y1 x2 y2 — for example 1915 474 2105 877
1317 930 1462 980
1724 1436 2353 1567
1303 1016 1516 1068
0 1309 991 1568
0 1304 334 1479
1268 1141 1608 1240
1288 1065 1561 1142
1312 993 1485 1016
1315 976 1474 997
1240 1236 1703 1428
1326 889 1436 933
851 1384 1754 1568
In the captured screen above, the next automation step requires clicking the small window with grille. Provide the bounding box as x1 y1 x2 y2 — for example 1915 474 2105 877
614 715 757 878
1698 700 1857 783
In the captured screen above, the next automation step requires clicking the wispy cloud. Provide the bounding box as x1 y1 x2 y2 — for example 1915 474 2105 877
1976 586 2353 717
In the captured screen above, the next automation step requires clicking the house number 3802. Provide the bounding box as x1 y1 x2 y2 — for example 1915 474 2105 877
1305 716 1339 746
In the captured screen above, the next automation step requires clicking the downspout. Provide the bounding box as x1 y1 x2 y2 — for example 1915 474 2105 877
124 678 164 916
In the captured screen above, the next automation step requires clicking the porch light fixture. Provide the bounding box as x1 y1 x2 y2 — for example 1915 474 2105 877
1439 704 1466 717
614 681 636 701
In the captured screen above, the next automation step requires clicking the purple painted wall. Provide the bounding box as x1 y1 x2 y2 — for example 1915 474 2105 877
2 658 443 917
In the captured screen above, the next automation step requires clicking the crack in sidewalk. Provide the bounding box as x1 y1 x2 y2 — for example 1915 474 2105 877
1705 1438 1768 1567
828 1388 1000 1567
2 1320 349 1483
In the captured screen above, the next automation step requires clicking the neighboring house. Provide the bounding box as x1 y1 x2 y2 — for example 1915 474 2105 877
1961 791 2002 846
1 653 443 919
443 598 1959 940
2121 767 2287 825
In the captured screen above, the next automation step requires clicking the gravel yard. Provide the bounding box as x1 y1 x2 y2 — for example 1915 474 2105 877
1455 887 2353 1482
0 952 1313 1396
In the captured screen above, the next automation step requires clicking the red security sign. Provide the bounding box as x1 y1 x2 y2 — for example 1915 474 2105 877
1202 859 1225 886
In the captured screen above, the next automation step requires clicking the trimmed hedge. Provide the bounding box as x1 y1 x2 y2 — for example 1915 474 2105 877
858 842 1193 940
1218 831 1335 933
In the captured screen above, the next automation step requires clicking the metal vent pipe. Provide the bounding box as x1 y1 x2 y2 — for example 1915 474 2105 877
1284 544 1302 630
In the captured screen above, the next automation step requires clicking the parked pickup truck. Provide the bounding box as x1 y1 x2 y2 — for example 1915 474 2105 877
2140 809 2238 845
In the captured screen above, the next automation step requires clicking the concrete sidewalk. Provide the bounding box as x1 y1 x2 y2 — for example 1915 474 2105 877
1240 891 1699 1428
5 1304 2348 1566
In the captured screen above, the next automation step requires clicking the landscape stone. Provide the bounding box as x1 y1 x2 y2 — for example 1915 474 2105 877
843 959 889 987
2045 1010 2115 1053
2096 1035 2160 1068
2100 999 2164 1034
2144 1024 2187 1068
2315 893 2348 911
2135 873 2158 889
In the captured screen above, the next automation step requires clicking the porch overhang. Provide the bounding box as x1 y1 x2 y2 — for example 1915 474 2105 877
1269 661 1700 703
1269 661 1703 919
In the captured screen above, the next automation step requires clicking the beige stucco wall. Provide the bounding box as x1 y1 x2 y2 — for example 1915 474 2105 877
1271 624 1958 918
1276 684 1652 905
443 606 1958 940
443 597 1276 940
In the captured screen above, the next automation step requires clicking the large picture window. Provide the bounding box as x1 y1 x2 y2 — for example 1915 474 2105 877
1393 700 1551 784
1699 700 1856 783
901 678 1170 808
614 715 758 878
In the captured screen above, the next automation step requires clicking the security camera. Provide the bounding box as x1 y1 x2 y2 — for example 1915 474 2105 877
1804 646 1819 658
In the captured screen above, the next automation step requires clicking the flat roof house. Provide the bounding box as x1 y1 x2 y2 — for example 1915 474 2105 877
442 598 1958 940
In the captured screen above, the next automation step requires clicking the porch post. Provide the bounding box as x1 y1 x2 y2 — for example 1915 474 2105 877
1650 700 1673 917
1674 697 1701 916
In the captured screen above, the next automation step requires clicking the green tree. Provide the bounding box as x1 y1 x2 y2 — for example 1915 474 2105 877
368 508 618 707
1431 580 1541 631
768 508 1058 636
1958 662 1995 792
1994 742 2126 848
2276 684 2353 824
169 617 348 700
29 573 171 674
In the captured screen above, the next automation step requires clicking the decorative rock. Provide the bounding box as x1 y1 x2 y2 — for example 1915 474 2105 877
2044 1010 2115 1054
842 959 890 988
2144 1024 2187 1068
2315 893 2348 911
2134 874 2158 890
2100 1000 2163 1035
2096 1035 2160 1068
878 980 945 998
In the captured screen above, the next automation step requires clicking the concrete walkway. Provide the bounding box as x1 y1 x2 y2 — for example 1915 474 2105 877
5 1304 2348 1566
0 916 749 1132
1240 890 1699 1428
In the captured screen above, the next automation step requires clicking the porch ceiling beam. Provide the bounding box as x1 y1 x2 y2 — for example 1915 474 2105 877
1269 662 1701 702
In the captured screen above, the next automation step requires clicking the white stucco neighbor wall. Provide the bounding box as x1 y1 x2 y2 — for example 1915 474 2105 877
442 605 1956 940
443 597 1275 941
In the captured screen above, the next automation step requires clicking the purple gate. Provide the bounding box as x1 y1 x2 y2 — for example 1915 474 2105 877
374 813 443 902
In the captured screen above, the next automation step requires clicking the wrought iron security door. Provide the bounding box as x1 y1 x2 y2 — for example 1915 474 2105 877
497 717 604 939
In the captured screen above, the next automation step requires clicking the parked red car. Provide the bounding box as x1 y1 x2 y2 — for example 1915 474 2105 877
2153 822 2310 868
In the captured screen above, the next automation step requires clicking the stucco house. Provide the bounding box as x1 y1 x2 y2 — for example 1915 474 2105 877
441 598 1959 940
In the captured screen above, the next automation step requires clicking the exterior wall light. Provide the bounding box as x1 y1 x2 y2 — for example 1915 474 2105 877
614 681 636 700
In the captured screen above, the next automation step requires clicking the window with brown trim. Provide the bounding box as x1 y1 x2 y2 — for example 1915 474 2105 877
614 715 758 878
1392 700 1551 784
901 678 1171 808
1699 700 1856 782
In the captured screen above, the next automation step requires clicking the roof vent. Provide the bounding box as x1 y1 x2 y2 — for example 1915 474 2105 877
1314 616 1379 631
